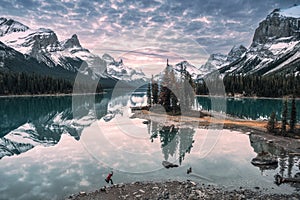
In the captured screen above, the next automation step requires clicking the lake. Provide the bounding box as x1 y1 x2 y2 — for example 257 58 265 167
0 91 299 200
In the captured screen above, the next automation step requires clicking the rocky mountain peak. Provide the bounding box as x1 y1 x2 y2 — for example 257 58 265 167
252 5 300 45
227 45 247 61
63 34 81 49
0 17 29 36
102 53 115 63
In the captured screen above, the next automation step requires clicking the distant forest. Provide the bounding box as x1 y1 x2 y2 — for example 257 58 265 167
1 69 300 98
196 74 300 97
0 71 103 95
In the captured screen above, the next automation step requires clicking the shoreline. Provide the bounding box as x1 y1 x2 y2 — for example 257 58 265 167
0 92 106 98
196 94 300 100
1 92 299 100
131 109 300 153
67 180 300 200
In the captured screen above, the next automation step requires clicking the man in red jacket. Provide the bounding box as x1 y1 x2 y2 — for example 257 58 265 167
105 171 113 185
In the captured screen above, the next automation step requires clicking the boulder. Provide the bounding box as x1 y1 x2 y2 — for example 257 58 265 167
162 161 178 169
251 151 278 166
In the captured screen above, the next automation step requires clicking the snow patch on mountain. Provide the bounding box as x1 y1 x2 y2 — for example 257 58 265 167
200 45 247 76
269 40 299 55
3 123 39 146
106 57 146 81
174 61 203 80
0 18 29 36
0 123 38 159
265 50 300 75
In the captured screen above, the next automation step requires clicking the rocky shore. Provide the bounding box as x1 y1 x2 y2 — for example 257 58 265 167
67 180 300 200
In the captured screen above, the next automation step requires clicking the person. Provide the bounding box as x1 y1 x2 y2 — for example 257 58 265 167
105 171 113 185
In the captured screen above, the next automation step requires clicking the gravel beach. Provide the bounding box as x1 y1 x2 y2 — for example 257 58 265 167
67 180 300 200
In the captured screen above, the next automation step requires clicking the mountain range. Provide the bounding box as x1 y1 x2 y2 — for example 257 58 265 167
203 5 300 77
0 18 146 88
0 5 300 86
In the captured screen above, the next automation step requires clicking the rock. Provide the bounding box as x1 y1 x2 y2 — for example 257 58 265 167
152 186 159 190
187 167 192 174
188 193 197 200
251 152 278 166
189 181 197 186
163 191 169 199
254 186 260 190
135 194 142 198
195 190 206 198
79 191 86 196
162 161 179 168
139 189 145 193
294 172 300 178
118 183 124 188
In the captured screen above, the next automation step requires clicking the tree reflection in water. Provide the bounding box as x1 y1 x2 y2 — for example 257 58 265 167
147 121 195 165
250 134 300 189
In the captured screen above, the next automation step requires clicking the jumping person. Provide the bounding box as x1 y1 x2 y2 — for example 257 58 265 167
105 171 113 185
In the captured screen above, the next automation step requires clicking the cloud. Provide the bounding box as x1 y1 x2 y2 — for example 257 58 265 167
0 0 300 67
192 16 211 24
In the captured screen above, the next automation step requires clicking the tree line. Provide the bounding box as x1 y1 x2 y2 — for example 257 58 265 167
267 97 298 136
0 71 102 95
196 74 300 97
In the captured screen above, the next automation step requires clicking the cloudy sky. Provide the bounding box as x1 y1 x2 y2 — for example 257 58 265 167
1 0 299 69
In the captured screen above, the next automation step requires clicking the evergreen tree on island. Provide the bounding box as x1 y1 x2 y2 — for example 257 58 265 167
267 111 277 134
151 75 159 104
159 66 171 111
149 59 196 115
147 82 152 106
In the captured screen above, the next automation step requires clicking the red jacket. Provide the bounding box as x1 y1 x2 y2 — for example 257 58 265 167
106 173 113 180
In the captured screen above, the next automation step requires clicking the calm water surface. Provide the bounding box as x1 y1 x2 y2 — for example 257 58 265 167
0 92 299 200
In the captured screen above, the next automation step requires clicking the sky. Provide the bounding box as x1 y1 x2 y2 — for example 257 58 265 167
1 0 300 70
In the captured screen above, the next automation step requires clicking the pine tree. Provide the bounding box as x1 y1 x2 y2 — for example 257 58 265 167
151 75 159 104
169 69 179 114
267 111 276 133
147 82 152 106
281 99 288 136
290 96 297 133
159 67 171 111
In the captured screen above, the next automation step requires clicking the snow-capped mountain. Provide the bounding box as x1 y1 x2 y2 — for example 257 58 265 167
214 5 300 76
0 18 28 36
0 18 147 86
174 61 203 80
200 45 247 76
103 54 146 81
0 22 104 75
0 40 76 78
153 60 203 81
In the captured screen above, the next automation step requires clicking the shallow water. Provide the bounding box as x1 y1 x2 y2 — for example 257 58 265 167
197 96 300 121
